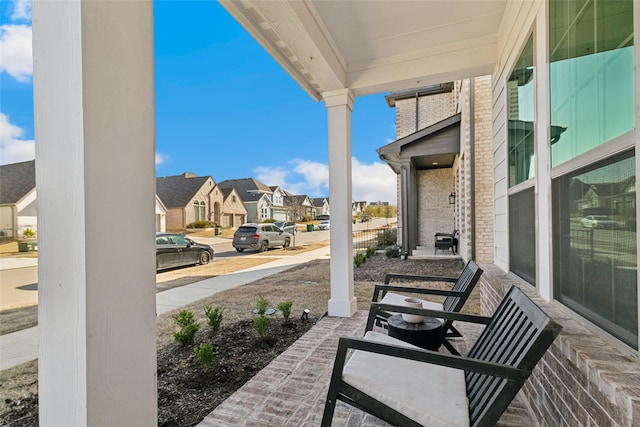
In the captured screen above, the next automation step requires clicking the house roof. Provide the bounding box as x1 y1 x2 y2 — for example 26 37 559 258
312 197 328 207
156 173 213 208
0 160 36 205
284 195 311 207
218 178 272 202
378 113 462 173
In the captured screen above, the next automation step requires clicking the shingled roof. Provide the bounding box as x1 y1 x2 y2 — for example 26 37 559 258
0 160 36 205
217 178 272 202
156 173 214 208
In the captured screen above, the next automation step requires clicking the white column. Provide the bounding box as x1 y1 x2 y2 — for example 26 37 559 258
324 89 357 317
535 6 553 301
32 1 157 425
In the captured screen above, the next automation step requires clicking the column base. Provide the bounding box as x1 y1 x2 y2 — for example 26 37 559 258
327 297 358 317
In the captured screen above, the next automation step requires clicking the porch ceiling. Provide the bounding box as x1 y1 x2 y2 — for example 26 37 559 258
219 0 507 100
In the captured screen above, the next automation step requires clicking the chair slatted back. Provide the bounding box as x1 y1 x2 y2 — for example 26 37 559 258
465 286 562 427
441 260 483 318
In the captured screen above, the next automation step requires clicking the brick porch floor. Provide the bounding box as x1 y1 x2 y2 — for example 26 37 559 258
198 311 535 426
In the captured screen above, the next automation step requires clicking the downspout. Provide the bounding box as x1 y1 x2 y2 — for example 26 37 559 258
415 92 419 132
470 79 476 261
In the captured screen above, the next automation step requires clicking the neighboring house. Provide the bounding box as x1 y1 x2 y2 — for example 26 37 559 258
0 159 37 237
378 80 494 263
155 195 167 233
218 178 285 222
284 194 314 221
351 200 367 216
268 186 290 220
156 173 224 231
312 197 330 218
219 188 247 228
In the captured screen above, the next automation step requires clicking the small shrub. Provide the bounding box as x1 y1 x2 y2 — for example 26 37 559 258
252 316 269 337
185 220 218 228
173 323 200 347
354 252 367 267
22 228 36 238
193 342 215 368
255 295 270 316
204 305 224 332
173 310 200 347
261 218 277 223
366 246 376 258
385 245 401 258
277 301 293 321
301 216 311 222
377 229 397 248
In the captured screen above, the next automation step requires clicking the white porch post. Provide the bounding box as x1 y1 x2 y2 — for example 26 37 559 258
32 1 157 425
324 89 357 317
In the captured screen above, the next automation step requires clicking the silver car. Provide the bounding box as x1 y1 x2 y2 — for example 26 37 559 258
232 223 291 252
274 221 297 234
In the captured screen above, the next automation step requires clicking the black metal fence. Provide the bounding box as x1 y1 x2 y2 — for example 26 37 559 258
352 227 398 252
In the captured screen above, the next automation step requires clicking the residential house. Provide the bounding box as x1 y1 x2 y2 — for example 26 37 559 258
154 195 167 233
33 1 640 425
379 80 494 263
219 187 247 228
0 160 37 237
351 200 367 216
156 173 223 231
218 178 285 222
312 197 330 218
284 194 314 221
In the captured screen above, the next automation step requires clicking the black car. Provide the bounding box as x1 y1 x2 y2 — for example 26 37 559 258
316 214 330 221
156 233 214 271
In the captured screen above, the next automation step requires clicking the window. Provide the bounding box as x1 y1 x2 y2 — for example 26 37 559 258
553 151 637 348
550 0 634 167
194 201 200 222
200 203 206 222
260 207 268 220
507 34 536 286
508 34 535 187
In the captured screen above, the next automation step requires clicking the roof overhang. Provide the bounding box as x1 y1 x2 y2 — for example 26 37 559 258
378 113 461 173
219 0 507 100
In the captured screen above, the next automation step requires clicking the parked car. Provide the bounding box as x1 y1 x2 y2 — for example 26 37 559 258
232 223 291 252
316 214 330 221
317 220 330 230
274 221 297 234
581 215 617 229
156 233 214 271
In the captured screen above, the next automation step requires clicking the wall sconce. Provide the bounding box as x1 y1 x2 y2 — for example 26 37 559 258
449 192 456 205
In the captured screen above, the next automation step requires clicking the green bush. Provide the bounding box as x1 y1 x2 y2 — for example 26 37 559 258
261 218 277 223
173 310 200 347
204 305 224 332
22 228 36 238
377 229 397 248
252 316 269 337
277 301 293 321
173 323 200 347
186 221 217 228
301 216 311 222
354 252 367 267
255 295 270 316
385 245 401 258
366 246 376 258
193 342 215 368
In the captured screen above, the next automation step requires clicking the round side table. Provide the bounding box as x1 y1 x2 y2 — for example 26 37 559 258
387 314 443 351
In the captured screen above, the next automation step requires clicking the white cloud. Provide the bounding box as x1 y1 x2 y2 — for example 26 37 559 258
0 113 34 165
0 24 33 82
351 158 397 203
155 152 169 165
253 157 397 203
11 0 32 21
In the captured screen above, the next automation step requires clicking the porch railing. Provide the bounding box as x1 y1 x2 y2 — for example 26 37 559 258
352 226 397 252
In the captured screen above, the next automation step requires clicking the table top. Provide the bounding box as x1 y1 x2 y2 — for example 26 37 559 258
387 314 442 331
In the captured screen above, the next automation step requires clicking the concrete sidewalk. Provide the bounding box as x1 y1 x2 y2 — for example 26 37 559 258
0 245 331 371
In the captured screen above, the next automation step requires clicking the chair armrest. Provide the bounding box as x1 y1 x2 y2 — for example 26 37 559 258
365 302 490 332
384 273 458 284
372 284 467 302
335 336 530 382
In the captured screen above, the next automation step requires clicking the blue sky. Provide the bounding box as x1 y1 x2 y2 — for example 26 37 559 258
1 0 398 202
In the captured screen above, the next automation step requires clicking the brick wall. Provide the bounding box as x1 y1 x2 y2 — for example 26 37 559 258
479 264 640 427
395 92 456 139
417 169 454 245
473 76 494 263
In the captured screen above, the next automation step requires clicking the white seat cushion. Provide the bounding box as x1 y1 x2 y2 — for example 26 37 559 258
342 331 469 427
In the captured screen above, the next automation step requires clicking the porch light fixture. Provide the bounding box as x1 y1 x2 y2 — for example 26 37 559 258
449 192 456 204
